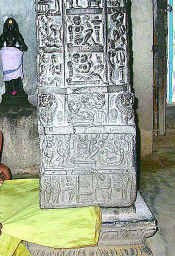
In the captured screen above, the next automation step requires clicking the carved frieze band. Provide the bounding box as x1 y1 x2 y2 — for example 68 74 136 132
40 133 135 169
36 0 128 89
38 91 135 132
100 221 157 246
40 169 136 208
26 243 154 256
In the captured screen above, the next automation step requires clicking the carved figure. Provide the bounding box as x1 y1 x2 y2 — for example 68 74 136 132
67 15 102 48
115 92 134 124
96 175 112 201
39 51 63 88
42 136 57 166
67 53 104 84
49 54 62 76
68 93 106 125
39 94 57 127
68 16 92 46
108 46 126 84
62 176 77 202
108 9 126 85
38 0 60 15
0 18 28 96
47 22 62 47
38 15 62 48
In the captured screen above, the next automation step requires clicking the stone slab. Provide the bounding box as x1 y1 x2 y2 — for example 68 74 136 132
25 243 154 256
26 193 157 255
100 193 157 246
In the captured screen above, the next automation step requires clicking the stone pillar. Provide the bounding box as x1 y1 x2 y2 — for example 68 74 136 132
132 0 153 157
34 0 157 255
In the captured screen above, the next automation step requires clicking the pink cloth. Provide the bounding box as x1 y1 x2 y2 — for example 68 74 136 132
0 47 23 81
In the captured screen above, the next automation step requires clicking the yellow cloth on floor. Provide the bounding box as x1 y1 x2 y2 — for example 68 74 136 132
0 179 101 256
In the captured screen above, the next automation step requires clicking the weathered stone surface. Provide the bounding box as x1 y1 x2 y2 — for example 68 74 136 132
25 244 154 256
40 169 136 208
0 110 39 175
40 133 136 170
38 92 135 132
40 131 136 208
37 0 129 90
26 194 157 255
99 193 157 246
37 0 137 208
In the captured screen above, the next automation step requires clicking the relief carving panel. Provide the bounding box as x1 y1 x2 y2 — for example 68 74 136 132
109 92 135 125
38 91 135 130
37 15 62 50
40 133 135 170
107 0 128 85
36 0 129 90
38 93 66 133
40 170 136 208
66 52 106 86
36 0 136 209
67 93 107 125
38 51 64 88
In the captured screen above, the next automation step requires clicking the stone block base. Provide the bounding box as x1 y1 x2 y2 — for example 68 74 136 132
100 193 157 246
25 244 153 256
26 193 157 256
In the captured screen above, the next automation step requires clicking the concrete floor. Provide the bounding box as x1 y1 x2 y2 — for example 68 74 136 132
140 129 175 256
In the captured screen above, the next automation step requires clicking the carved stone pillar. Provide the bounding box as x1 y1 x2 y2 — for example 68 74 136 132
34 0 157 254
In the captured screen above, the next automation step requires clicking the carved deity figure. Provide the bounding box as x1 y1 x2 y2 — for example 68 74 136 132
0 18 34 115
108 10 126 84
0 18 28 96
68 16 94 46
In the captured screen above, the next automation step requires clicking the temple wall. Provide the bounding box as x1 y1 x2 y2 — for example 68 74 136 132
0 0 153 176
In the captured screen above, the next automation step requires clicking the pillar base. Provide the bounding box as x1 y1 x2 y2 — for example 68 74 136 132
25 243 154 256
26 193 157 256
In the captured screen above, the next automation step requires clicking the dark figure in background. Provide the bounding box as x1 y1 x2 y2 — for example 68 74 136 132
0 18 28 95
0 18 32 113
0 17 27 51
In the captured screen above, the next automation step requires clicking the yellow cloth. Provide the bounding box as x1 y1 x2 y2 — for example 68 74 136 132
0 179 101 256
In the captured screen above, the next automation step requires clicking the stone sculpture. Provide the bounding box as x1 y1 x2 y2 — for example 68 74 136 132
0 18 33 113
0 18 27 96
33 0 158 255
